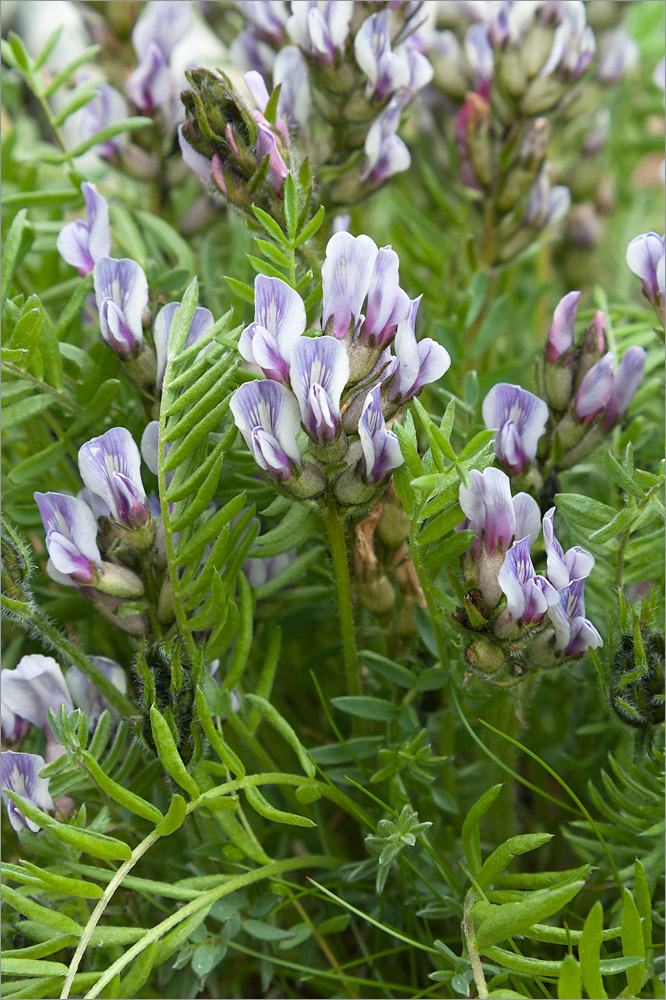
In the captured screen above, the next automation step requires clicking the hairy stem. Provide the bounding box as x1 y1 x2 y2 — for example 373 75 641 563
463 890 488 1000
323 504 361 700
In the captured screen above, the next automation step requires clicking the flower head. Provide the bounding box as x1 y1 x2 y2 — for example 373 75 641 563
388 297 451 401
358 386 403 483
57 182 111 277
290 335 349 442
34 492 102 586
230 379 302 481
1 751 54 834
93 257 148 358
459 467 540 555
497 536 559 624
482 383 548 474
78 428 149 529
542 508 594 590
239 276 306 382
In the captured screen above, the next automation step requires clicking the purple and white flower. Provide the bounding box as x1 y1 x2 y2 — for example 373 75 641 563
1 655 73 732
273 46 311 128
78 428 149 529
34 492 102 586
230 379 302 480
626 232 665 306
287 1 353 67
290 336 349 441
132 0 193 61
546 290 579 362
154 302 214 388
361 246 411 347
321 232 378 340
498 536 559 624
254 115 289 193
354 11 411 100
459 467 541 555
239 275 306 382
360 97 411 186
1 703 31 745
573 352 614 422
524 172 571 230
542 508 594 590
56 182 111 277
66 657 127 727
547 578 603 654
596 26 638 85
126 42 173 114
93 257 149 358
602 346 646 429
237 0 289 45
1 751 54 834
388 297 451 401
482 383 548 474
464 22 494 86
358 386 403 483
78 77 129 160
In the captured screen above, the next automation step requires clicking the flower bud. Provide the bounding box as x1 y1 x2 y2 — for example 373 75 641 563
93 563 145 600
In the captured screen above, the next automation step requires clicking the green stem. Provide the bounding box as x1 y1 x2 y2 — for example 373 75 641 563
323 504 361 700
463 890 488 999
1 595 135 717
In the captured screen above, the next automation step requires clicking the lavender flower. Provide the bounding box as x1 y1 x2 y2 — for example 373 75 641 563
126 43 173 114
254 116 289 193
361 247 411 347
78 77 129 160
1 703 31 745
287 1 353 67
1 751 54 834
56 182 111 277
547 578 603 654
626 232 665 321
321 232 378 340
360 97 411 186
603 347 646 429
387 297 451 402
237 0 289 45
154 302 214 388
273 46 311 127
1 655 73 732
65 657 127 727
596 26 638 85
132 0 193 60
546 290 580 362
542 508 594 590
239 275 306 382
497 536 559 624
459 468 541 556
34 492 102 586
93 257 148 358
290 336 349 442
230 379 302 481
482 383 548 474
244 70 289 137
358 386 403 483
78 428 149 530
354 11 411 101
573 352 614 422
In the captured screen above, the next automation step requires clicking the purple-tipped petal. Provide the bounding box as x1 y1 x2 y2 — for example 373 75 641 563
126 42 173 113
498 537 559 623
358 386 403 482
626 232 665 301
154 302 214 388
603 346 646 428
512 492 541 546
273 45 311 127
542 508 595 590
564 617 603 655
254 115 288 193
362 246 411 347
389 296 451 400
546 291 579 362
57 182 111 276
230 379 302 480
290 335 350 441
34 492 101 584
354 11 410 99
361 98 411 186
239 275 306 382
2 751 54 834
1 702 31 744
132 0 192 60
459 467 517 555
93 257 148 357
66 657 127 726
78 428 147 528
321 232 378 339
78 78 129 159
547 577 588 651
574 352 614 422
1 655 73 731
482 383 548 473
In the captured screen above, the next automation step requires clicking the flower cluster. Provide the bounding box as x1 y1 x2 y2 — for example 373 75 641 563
456 467 601 678
230 231 450 510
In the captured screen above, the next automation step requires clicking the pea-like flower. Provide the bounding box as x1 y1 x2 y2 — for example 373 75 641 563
290 335 349 442
358 385 403 483
57 182 111 277
287 1 353 67
93 257 149 358
387 297 451 402
154 302 214 389
78 77 129 160
230 379 302 481
1 751 54 834
239 275 306 382
354 10 411 100
34 492 103 586
459 467 541 557
497 536 559 625
1 655 73 733
626 231 665 325
547 578 603 654
542 508 594 589
573 352 615 422
126 42 173 115
78 428 149 530
360 97 411 187
602 346 646 429
482 383 548 474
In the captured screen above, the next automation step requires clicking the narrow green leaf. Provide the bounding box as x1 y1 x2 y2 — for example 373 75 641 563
2 209 31 303
461 785 503 875
477 833 554 889
3 394 55 429
155 794 188 837
244 786 315 828
245 694 315 777
283 173 298 240
18 862 104 899
69 116 151 158
579 901 608 1000
1 957 69 977
2 885 82 935
251 206 289 245
620 888 645 995
150 706 200 798
331 696 397 722
8 441 67 484
294 205 325 247
474 880 585 948
41 45 102 96
5 791 131 860
81 750 163 824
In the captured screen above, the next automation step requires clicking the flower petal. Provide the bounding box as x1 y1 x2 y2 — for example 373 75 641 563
2 655 72 730
322 232 378 339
